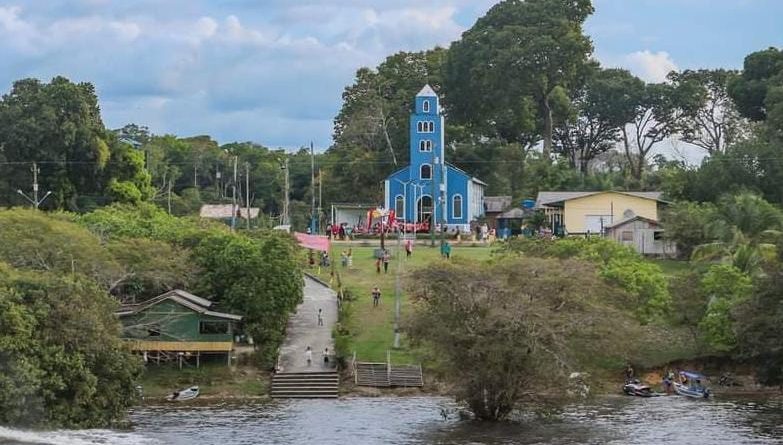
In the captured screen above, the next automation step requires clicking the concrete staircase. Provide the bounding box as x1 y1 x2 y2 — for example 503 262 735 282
270 371 339 398
354 362 423 387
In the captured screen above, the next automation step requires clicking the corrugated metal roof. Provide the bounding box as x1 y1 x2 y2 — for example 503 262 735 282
484 196 513 213
605 215 660 229
161 289 212 308
117 290 243 321
536 191 664 208
199 204 260 219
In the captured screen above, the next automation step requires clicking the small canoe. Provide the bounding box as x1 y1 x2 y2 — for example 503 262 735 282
166 386 199 402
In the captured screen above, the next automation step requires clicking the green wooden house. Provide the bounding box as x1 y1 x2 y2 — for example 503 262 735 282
116 289 242 366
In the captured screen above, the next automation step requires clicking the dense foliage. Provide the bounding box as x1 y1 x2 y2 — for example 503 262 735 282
0 264 142 428
501 237 671 322
405 257 664 420
0 206 304 426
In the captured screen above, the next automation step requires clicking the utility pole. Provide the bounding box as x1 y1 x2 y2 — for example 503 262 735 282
281 156 290 226
167 179 172 214
440 156 447 248
16 162 52 210
430 151 436 247
245 162 251 230
318 168 323 232
310 142 316 233
231 155 238 232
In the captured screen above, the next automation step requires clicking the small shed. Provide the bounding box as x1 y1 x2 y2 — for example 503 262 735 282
483 196 513 229
496 207 536 238
605 215 677 257
116 289 243 367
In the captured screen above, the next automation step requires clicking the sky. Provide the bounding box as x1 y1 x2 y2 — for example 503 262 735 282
1 0 782 157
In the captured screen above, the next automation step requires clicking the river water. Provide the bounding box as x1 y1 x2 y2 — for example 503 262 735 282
1 395 782 445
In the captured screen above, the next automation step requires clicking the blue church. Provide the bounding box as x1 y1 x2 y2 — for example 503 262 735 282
384 85 486 232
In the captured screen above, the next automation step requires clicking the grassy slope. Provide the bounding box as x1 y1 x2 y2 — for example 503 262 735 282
139 363 267 399
316 243 494 363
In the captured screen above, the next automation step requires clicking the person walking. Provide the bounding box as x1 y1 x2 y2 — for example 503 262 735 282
372 286 381 307
347 248 353 268
382 249 390 273
441 241 451 259
317 308 324 326
405 239 413 258
323 348 330 367
375 255 381 274
305 346 313 366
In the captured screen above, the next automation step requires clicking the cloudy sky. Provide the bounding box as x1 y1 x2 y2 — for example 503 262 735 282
1 0 781 153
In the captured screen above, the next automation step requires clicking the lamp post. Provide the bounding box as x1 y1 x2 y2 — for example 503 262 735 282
390 178 413 350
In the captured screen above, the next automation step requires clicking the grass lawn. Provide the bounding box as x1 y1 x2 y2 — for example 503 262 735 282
139 363 267 399
314 242 494 364
651 258 693 277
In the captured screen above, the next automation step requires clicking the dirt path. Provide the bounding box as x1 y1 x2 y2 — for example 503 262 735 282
277 276 337 372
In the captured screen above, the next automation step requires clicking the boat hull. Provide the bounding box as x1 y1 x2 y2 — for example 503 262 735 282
673 382 709 399
166 386 200 402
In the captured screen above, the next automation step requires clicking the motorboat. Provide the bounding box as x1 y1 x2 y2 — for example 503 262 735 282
166 386 200 401
623 380 660 397
673 371 710 399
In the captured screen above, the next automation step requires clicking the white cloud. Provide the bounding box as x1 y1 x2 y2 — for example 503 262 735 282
624 50 678 83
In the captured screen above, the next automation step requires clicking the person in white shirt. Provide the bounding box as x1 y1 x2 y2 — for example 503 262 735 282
305 346 312 366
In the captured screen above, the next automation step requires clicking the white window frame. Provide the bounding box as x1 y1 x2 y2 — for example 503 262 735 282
452 194 463 219
420 163 432 180
427 121 434 132
395 195 405 220
417 121 423 133
419 139 432 152
423 100 430 112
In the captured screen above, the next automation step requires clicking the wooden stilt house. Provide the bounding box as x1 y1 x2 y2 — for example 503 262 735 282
116 289 242 367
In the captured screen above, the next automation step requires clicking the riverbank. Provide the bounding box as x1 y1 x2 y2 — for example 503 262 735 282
138 364 270 402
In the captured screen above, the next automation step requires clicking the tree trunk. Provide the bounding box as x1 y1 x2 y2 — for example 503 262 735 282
542 98 553 161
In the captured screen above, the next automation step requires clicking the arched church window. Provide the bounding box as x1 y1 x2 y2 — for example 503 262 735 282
417 121 423 133
423 100 430 112
395 195 405 219
428 121 435 132
420 164 432 180
452 195 463 219
419 140 432 152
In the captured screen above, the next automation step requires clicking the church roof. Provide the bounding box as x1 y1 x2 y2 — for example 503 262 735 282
416 84 437 97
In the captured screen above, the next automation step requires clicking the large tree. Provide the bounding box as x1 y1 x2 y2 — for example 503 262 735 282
555 67 642 173
668 69 747 154
620 81 700 180
0 263 142 428
0 77 149 210
327 50 445 203
728 47 783 123
444 0 595 158
406 256 656 420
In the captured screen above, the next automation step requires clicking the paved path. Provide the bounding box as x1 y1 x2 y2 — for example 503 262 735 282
277 275 337 373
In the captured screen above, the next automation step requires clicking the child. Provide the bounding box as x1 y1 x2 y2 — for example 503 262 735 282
372 286 381 307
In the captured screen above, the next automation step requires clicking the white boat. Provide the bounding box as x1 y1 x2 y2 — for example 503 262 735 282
166 386 199 401
673 371 710 399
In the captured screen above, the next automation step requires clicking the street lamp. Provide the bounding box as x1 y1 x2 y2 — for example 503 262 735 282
17 189 52 210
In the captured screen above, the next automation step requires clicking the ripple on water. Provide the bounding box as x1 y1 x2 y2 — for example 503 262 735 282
3 395 783 445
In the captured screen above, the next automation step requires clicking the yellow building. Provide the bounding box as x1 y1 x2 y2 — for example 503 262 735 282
535 191 666 235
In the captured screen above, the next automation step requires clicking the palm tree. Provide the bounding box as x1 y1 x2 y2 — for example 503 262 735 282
691 192 782 275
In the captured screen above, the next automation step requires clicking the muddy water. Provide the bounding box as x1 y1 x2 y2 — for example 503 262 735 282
1 395 782 445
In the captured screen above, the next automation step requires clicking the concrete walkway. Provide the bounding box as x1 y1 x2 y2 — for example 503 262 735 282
277 276 337 373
